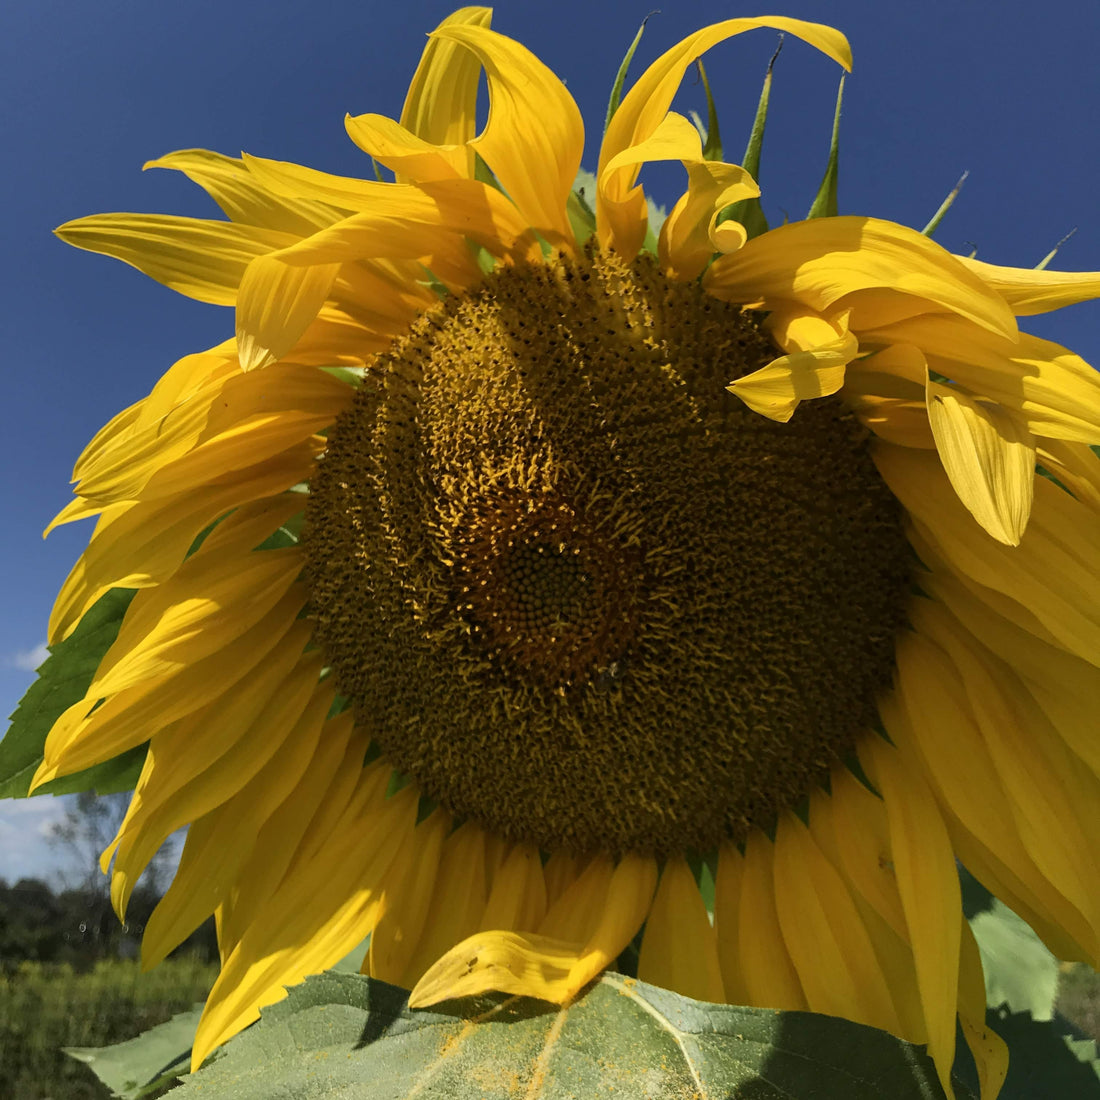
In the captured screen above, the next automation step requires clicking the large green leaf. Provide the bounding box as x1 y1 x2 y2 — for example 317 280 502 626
65 1004 204 1099
178 970 969 1098
0 587 145 798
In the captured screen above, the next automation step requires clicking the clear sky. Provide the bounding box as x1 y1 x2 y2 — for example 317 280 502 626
3 0 1099 881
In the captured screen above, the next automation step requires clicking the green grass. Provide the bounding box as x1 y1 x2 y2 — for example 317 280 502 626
0 955 218 1100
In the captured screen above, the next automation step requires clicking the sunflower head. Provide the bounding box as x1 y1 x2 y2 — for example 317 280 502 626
21 8 1100 1099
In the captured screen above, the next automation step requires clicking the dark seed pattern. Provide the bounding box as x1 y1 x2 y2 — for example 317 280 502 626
303 248 913 856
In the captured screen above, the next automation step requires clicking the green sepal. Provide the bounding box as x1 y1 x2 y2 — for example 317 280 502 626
720 37 782 241
921 171 969 238
0 587 146 799
604 16 651 133
1036 227 1078 270
696 59 722 161
567 170 598 246
178 969 973 1098
807 75 845 220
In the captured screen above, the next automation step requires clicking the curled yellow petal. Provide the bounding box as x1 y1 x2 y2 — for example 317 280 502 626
598 16 851 258
926 380 1036 545
409 852 656 1007
433 23 582 243
707 217 1018 341
729 310 858 421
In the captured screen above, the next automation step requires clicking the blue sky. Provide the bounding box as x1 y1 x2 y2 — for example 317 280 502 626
3 0 1099 881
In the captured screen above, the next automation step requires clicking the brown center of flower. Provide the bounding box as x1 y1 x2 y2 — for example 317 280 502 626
303 247 913 856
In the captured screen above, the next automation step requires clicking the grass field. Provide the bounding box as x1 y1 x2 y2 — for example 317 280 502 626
0 955 218 1100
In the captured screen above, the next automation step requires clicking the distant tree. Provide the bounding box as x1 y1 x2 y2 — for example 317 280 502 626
47 791 178 897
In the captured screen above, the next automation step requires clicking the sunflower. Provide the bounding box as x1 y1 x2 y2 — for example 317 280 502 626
31 7 1100 1096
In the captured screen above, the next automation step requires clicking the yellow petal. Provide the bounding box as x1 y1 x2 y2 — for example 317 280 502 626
660 158 758 281
729 310 857 421
706 217 1018 340
884 631 1098 963
140 684 337 968
399 822 489 990
345 8 492 184
34 584 308 786
55 214 295 305
958 254 1100 315
86 501 305 697
862 736 960 1100
50 454 315 644
876 444 1100 666
144 148 346 233
433 23 583 243
773 811 902 1034
598 16 851 259
1036 440 1100 514
108 641 322 916
865 316 1100 442
637 856 725 1003
367 809 450 984
192 769 414 1069
921 566 1100 778
217 719 365 957
235 254 340 370
344 114 469 184
738 830 807 1010
926 380 1035 545
480 842 548 933
399 7 491 153
409 852 657 1007
913 599 1100 947
713 843 750 1005
958 917 1010 1100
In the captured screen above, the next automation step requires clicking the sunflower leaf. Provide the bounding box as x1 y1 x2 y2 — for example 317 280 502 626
604 16 651 133
0 588 146 799
64 1003 206 1099
177 970 974 1098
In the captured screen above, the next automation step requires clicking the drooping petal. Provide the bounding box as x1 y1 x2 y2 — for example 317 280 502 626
144 148 347 233
729 309 858 421
864 316 1100 443
713 843 750 1005
106 643 323 917
399 822 489 990
876 443 1100 666
958 917 1010 1099
480 842 548 933
773 811 902 1035
192 767 414 1070
408 853 657 1007
925 380 1036 545
597 16 851 259
738 830 807 1010
706 217 1017 340
367 809 450 984
883 629 1098 961
140 688 341 968
235 253 341 370
637 856 725 1003
54 214 296 305
432 23 583 243
958 254 1100 315
861 735 960 1100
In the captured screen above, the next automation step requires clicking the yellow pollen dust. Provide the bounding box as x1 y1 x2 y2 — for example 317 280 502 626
303 247 913 856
